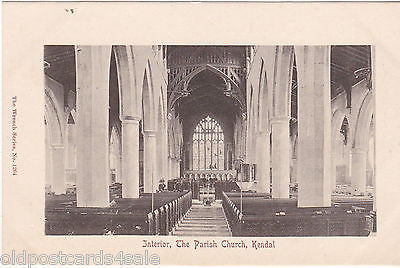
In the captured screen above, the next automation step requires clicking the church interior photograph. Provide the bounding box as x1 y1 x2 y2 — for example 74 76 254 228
44 45 376 236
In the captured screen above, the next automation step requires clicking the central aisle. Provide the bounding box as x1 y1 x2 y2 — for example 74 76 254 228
172 200 232 237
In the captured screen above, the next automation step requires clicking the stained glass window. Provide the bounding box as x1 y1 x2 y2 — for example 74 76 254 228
192 116 224 170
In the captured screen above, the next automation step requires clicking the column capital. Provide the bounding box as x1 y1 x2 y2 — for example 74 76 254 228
143 130 157 137
270 116 291 125
121 115 141 124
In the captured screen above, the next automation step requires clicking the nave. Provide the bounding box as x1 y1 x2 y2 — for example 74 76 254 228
44 45 375 236
172 200 232 237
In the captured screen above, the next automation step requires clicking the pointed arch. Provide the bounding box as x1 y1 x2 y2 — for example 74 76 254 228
332 109 350 143
174 118 182 159
156 91 167 179
259 70 270 132
44 88 63 145
112 45 140 117
354 90 374 149
246 84 256 162
64 110 77 183
168 117 176 158
64 107 76 123
142 66 156 131
157 85 166 132
256 58 265 132
272 46 295 118
247 83 254 138
182 65 231 90
109 125 122 184
192 115 225 170
168 65 246 112
44 83 66 195
188 112 229 140
44 114 53 188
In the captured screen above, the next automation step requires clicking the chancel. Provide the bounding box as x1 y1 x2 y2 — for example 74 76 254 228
44 45 376 236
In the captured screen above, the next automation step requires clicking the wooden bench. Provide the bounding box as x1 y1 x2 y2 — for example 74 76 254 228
45 191 190 235
222 192 374 237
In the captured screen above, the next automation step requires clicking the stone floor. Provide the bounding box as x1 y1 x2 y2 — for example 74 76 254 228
172 200 232 237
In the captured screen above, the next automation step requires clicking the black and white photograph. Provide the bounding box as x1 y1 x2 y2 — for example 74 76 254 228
6 2 400 265
44 45 376 237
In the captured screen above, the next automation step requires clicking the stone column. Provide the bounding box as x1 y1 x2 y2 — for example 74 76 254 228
256 132 271 193
117 153 123 184
144 130 157 193
156 130 165 182
76 45 111 207
65 123 76 169
351 147 367 195
269 46 293 198
164 129 169 180
343 146 351 185
174 160 177 178
245 118 252 164
168 157 172 180
224 144 228 170
291 158 297 183
271 117 290 198
45 142 52 188
188 143 193 170
226 143 233 170
178 159 181 178
183 143 188 170
296 45 331 207
174 158 179 178
331 150 337 192
51 144 65 194
121 116 140 198
172 159 177 178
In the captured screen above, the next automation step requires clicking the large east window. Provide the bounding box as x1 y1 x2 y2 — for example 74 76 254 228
192 116 224 170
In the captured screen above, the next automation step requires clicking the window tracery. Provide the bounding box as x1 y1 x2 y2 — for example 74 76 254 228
192 116 224 170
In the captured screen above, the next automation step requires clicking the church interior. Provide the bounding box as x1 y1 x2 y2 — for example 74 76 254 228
44 45 376 236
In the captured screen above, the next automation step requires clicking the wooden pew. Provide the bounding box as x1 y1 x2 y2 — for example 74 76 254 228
45 191 189 235
222 192 374 237
147 191 192 235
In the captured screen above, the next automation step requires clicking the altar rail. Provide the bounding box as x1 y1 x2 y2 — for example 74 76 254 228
183 170 237 180
147 191 192 235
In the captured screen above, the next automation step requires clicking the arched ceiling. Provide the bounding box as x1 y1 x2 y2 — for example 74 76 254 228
176 69 238 143
175 70 242 118
43 45 372 120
